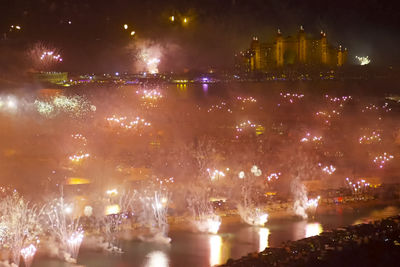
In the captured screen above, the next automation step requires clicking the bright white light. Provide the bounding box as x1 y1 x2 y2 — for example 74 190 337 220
64 205 73 214
83 206 93 217
195 215 221 234
123 24 128 30
238 171 245 179
209 235 222 266
259 227 270 252
20 244 37 267
305 223 323 238
105 204 121 215
106 188 118 196
355 56 371 65
145 251 169 267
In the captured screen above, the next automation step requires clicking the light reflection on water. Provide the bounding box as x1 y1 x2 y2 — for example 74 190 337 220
293 221 324 240
34 205 398 267
144 251 169 267
258 227 270 252
305 223 323 238
209 234 222 266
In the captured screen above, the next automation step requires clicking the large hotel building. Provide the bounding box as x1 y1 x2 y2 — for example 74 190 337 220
235 27 348 72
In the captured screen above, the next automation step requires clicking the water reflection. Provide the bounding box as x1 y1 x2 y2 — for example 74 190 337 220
209 234 222 266
258 227 270 252
144 251 169 267
305 223 323 238
202 83 209 93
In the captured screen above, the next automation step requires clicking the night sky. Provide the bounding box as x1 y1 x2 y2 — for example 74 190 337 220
1 0 400 73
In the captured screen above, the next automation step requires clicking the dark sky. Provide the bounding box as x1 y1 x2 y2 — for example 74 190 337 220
1 0 400 73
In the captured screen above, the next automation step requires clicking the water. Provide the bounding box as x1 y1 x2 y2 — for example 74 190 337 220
32 205 399 267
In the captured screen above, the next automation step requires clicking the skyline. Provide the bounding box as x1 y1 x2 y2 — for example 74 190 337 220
1 0 400 73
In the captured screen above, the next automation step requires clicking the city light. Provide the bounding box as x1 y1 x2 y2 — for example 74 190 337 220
123 24 128 30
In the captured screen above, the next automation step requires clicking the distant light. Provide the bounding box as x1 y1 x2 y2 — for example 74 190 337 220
183 17 188 24
123 24 128 30
7 98 17 110
64 205 73 214
105 204 121 215
355 56 371 66
67 177 91 185
170 15 175 22
84 206 93 217
68 21 72 25
15 25 21 30
115 72 119 76
106 188 118 196
130 31 135 36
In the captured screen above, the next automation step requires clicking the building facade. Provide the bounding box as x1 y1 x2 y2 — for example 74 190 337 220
235 27 347 72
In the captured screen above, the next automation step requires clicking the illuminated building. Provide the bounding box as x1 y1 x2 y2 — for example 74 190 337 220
33 71 68 84
236 26 348 72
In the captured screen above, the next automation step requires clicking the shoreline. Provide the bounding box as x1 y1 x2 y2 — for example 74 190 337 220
166 198 400 232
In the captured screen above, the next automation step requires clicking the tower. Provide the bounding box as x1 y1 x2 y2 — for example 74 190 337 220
298 26 306 64
337 45 347 67
250 36 261 71
321 31 328 65
276 29 284 67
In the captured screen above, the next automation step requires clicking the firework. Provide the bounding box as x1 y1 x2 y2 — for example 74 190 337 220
279 92 304 104
306 196 321 209
207 101 232 113
0 192 42 266
35 95 95 118
67 231 84 260
187 188 221 234
71 134 87 145
291 177 317 219
345 177 370 195
139 188 171 242
193 214 221 234
321 165 336 175
136 89 163 100
97 189 136 252
359 131 381 144
20 244 37 267
106 115 151 130
300 133 322 143
266 172 281 181
69 152 90 163
236 96 257 103
373 152 394 168
46 197 83 262
28 42 63 71
207 169 225 181
355 56 371 65
237 205 268 226
235 120 263 138
325 95 352 103
361 103 392 113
